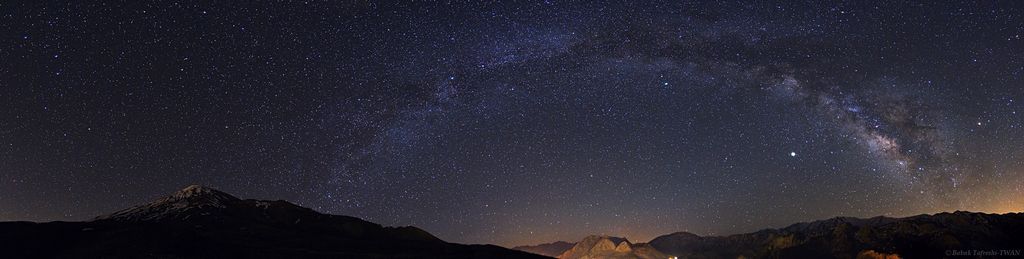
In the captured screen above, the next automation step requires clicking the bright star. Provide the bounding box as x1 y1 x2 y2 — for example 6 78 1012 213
789 152 797 157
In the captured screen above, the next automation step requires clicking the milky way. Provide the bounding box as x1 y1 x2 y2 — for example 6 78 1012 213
2 1 1023 247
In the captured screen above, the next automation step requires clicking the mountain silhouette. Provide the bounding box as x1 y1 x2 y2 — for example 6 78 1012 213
0 185 548 259
514 212 1024 259
648 211 1024 258
5 185 1022 259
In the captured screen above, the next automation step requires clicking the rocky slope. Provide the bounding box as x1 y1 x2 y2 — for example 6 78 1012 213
556 235 668 259
0 185 549 259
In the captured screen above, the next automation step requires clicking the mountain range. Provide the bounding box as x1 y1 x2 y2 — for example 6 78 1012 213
514 212 1024 259
0 185 546 259
3 185 1021 259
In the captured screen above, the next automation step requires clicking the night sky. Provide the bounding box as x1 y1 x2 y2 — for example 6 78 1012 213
2 1 1024 247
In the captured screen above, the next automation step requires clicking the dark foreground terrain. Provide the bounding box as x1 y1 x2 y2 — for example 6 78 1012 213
0 185 548 259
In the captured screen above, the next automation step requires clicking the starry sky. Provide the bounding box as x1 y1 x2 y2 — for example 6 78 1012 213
2 0 1024 247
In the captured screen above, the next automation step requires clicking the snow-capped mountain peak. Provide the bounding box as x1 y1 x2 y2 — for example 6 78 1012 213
95 185 240 222
169 184 239 205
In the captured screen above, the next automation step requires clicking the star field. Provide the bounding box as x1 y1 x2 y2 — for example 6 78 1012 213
2 1 1024 247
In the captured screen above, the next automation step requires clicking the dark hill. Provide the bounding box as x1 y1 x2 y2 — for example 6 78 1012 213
0 185 549 259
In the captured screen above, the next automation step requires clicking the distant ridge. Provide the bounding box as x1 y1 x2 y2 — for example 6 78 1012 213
513 241 576 257
647 211 1024 258
513 211 1024 259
